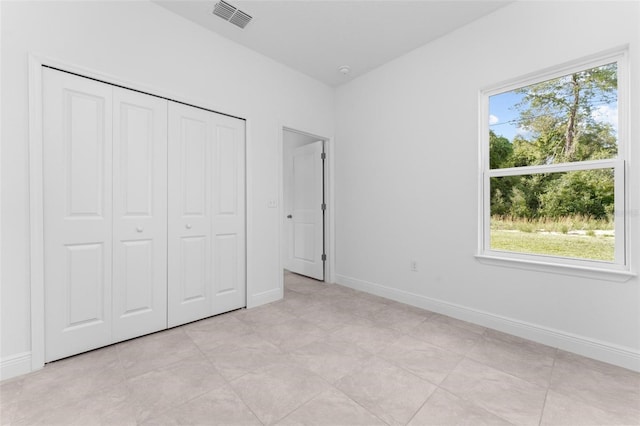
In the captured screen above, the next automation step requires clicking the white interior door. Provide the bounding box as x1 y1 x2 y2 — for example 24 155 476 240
43 68 114 361
288 141 324 280
112 88 168 341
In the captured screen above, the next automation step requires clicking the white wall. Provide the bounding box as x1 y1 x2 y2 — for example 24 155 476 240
282 130 321 271
0 0 334 379
334 1 640 371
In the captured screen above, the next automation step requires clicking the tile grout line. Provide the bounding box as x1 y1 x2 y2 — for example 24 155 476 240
432 335 537 426
402 381 439 426
286 275 447 425
538 348 559 426
177 320 266 425
327 355 394 426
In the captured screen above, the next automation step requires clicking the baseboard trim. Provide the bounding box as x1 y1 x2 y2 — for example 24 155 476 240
247 287 282 309
0 352 32 381
335 274 640 372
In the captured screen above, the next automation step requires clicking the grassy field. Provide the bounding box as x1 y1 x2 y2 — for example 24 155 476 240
490 215 615 261
491 215 613 234
490 230 614 261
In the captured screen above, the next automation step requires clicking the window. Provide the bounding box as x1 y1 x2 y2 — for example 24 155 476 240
479 52 630 274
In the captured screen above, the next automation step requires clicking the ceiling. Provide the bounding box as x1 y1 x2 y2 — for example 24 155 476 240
154 0 511 87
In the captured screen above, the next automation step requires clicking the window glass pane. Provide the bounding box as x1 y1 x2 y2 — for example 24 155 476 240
489 63 618 169
489 169 614 261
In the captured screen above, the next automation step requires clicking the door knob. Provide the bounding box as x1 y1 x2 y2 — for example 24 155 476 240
185 223 192 229
287 215 292 219
136 226 143 233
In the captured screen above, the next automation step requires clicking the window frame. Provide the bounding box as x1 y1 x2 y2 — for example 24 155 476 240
477 49 632 278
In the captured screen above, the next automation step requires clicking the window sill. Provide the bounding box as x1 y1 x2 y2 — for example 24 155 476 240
475 254 636 282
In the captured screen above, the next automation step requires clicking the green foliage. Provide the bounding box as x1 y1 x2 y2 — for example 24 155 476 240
539 169 614 220
510 136 540 167
489 131 513 169
508 187 530 218
491 188 509 216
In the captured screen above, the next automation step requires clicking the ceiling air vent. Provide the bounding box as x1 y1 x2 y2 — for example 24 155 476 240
213 0 253 29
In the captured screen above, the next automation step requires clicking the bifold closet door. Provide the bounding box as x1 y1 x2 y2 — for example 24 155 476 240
167 102 246 327
112 88 168 342
43 67 245 360
43 68 114 361
43 68 168 361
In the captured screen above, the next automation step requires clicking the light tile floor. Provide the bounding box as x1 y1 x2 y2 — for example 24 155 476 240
1 271 639 425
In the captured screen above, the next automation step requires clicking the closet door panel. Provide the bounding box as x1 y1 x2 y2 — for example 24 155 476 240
212 118 246 314
180 236 208 300
167 102 213 327
112 88 168 341
43 68 113 362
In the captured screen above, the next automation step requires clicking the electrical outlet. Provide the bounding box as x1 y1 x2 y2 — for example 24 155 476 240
410 260 418 272
267 199 278 208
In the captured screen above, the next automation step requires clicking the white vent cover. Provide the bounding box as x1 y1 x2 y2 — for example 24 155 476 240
213 1 253 29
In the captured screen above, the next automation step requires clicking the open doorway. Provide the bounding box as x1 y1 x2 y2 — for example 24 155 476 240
282 128 328 282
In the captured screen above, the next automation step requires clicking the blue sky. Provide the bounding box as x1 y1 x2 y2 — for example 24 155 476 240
488 91 526 141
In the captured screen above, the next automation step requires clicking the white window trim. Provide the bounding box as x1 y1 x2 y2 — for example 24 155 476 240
477 48 634 281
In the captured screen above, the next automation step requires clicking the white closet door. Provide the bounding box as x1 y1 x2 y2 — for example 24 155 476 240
43 68 245 356
167 102 246 327
112 88 168 341
43 68 113 362
211 115 246 315
167 102 214 327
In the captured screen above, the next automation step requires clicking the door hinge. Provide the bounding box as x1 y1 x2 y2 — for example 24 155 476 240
321 152 326 160
321 253 327 261
321 203 326 211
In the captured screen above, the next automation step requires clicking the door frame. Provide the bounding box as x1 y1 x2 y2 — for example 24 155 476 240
278 126 335 287
28 54 251 372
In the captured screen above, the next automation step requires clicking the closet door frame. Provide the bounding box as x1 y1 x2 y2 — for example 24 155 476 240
28 55 249 372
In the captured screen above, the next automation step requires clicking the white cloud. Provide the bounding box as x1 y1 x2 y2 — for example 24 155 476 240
489 114 499 125
516 126 531 137
591 104 618 130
